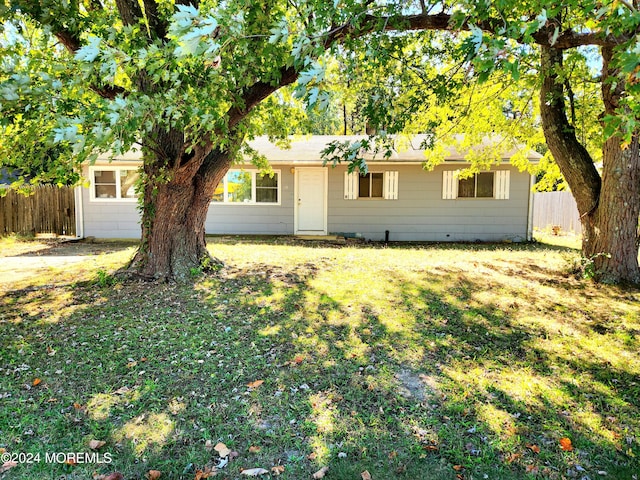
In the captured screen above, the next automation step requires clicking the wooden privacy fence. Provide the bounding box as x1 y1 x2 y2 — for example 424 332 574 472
0 185 76 236
533 191 582 235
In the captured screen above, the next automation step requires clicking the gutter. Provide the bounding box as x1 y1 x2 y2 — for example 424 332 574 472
74 186 84 239
526 173 535 241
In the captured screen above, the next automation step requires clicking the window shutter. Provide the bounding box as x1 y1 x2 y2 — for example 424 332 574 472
383 171 398 200
344 171 358 200
495 170 510 199
442 171 458 199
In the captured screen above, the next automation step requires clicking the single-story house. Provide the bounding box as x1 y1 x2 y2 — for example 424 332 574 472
75 135 541 242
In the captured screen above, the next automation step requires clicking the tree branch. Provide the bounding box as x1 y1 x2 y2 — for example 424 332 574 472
86 0 104 11
114 0 143 26
224 4 616 148
564 79 576 126
618 0 637 12
326 11 625 49
539 46 600 216
139 0 198 41
227 66 299 127
54 31 126 99
141 0 167 38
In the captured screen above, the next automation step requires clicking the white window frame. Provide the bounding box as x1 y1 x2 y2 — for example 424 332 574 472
359 172 384 199
344 171 398 200
212 169 281 206
89 166 139 202
443 170 510 200
458 172 495 199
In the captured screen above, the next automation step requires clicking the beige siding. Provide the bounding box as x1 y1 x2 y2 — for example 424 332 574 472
80 165 295 239
327 164 531 242
80 166 140 238
205 168 295 235
80 163 532 241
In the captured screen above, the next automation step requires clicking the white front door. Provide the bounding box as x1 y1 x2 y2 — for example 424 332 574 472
295 168 327 235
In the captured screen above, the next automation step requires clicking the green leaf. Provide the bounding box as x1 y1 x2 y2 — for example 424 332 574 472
307 86 319 107
535 9 548 28
75 36 101 62
469 24 484 53
1 85 19 101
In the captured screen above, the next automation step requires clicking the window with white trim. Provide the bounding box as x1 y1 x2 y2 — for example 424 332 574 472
90 167 139 201
359 172 384 198
459 172 494 198
442 170 510 200
212 170 280 204
344 171 398 200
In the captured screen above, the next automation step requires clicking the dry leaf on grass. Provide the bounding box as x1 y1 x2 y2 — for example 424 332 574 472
240 467 269 476
526 465 539 474
526 444 541 454
32 378 42 386
205 439 214 451
214 442 231 458
271 465 285 475
93 473 124 480
559 437 573 451
89 440 106 450
146 470 161 480
453 465 464 471
312 466 329 479
361 470 372 480
0 461 17 473
249 446 261 453
307 452 317 461
505 452 521 463
246 380 264 389
193 467 215 479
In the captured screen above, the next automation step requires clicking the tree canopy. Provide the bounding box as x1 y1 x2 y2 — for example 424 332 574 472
1 1 639 282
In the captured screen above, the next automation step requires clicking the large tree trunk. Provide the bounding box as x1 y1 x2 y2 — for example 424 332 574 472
583 135 640 283
583 46 640 283
540 46 640 284
128 144 233 281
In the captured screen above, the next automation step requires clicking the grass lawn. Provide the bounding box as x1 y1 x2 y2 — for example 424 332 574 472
0 236 639 479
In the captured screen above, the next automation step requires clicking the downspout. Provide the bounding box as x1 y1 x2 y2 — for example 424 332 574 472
526 173 535 241
74 185 84 239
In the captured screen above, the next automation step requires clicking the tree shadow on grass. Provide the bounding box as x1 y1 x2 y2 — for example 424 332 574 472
207 259 637 478
376 270 640 478
0 244 638 479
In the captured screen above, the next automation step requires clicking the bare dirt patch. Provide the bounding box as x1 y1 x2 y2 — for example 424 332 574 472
0 239 136 285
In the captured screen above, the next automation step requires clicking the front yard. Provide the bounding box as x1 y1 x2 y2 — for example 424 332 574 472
0 237 638 479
